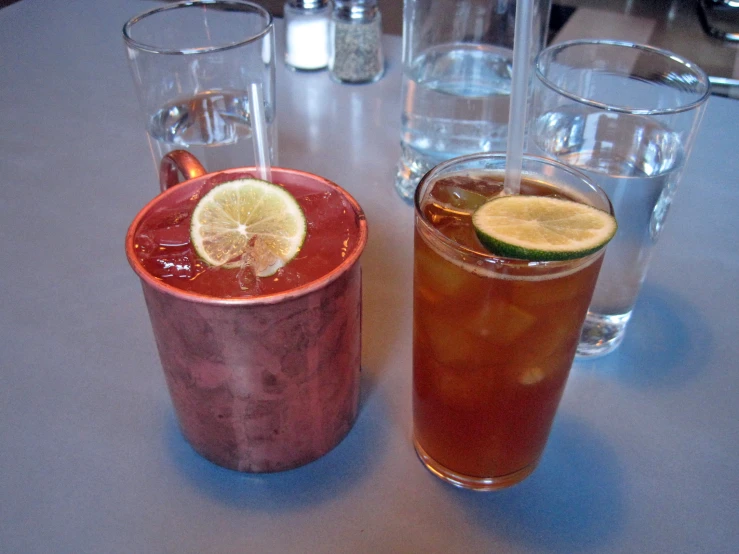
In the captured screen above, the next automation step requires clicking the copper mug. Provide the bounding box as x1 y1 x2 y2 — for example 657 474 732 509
126 151 368 472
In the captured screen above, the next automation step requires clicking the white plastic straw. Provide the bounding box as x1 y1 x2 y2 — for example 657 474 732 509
503 0 536 195
249 82 272 182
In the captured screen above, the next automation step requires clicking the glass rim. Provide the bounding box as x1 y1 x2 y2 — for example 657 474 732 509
535 39 711 116
413 152 613 270
122 0 274 56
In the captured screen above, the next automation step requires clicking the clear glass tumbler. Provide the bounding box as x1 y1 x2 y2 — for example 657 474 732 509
528 40 710 357
394 0 551 202
123 1 277 174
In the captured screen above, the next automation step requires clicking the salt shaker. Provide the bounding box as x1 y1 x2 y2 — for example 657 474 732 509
329 0 384 84
284 0 330 71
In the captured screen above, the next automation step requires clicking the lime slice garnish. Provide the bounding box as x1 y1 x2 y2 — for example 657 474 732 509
190 178 307 276
471 195 617 261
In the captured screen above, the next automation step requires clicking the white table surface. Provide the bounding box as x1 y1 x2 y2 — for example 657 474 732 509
1 1 738 552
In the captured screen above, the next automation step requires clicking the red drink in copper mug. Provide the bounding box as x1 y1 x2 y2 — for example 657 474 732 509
126 151 368 472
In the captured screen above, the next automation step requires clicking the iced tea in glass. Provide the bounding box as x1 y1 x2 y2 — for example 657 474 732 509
413 153 612 490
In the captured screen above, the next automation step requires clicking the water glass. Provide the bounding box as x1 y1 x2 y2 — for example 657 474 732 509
528 40 710 357
123 0 277 174
394 0 551 202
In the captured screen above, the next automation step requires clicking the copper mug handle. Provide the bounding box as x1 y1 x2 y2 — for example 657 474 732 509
159 150 208 192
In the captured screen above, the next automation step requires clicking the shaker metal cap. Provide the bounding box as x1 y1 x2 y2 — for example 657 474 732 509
333 0 379 21
288 0 328 10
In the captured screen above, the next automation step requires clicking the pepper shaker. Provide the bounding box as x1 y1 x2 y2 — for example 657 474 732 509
284 0 330 71
329 0 384 84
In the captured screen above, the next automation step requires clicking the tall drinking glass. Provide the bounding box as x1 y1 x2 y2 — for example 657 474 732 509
394 0 551 202
528 40 710 357
123 0 277 174
413 153 612 490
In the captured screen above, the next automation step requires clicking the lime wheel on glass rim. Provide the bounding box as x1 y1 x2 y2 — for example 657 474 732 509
189 178 307 276
471 194 617 261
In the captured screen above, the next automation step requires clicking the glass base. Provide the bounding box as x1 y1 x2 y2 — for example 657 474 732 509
577 311 631 358
394 161 422 203
413 437 538 491
395 145 442 203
